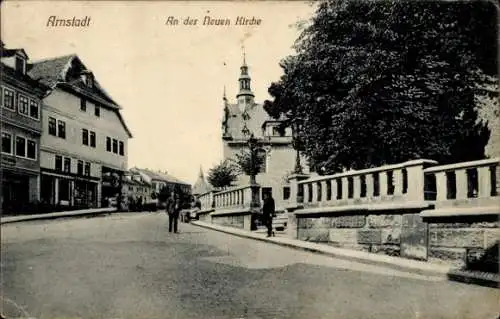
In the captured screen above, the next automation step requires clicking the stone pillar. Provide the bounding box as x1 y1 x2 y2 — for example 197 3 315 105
312 182 319 203
353 176 361 199
287 174 309 206
393 169 403 196
455 169 468 200
478 166 492 198
286 211 298 239
435 172 448 201
366 174 374 199
342 177 349 200
303 182 310 203
321 181 329 203
379 171 388 197
243 214 252 231
406 165 426 201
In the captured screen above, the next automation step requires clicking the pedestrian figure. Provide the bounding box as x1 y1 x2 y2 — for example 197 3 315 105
262 192 275 237
167 193 181 233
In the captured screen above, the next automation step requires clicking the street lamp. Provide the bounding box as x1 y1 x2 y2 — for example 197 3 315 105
247 133 258 185
291 118 304 175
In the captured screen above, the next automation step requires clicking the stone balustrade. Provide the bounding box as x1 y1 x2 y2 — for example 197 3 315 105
198 190 216 211
212 185 254 210
423 158 499 209
295 159 437 211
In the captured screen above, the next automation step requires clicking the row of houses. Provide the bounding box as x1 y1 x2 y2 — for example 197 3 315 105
0 42 190 213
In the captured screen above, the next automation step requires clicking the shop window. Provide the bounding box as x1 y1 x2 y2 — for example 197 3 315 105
59 179 70 201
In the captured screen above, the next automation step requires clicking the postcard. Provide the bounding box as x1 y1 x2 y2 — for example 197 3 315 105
1 1 498 318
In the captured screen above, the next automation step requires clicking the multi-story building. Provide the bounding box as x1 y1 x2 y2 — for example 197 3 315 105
1 43 48 213
220 56 310 210
120 171 153 209
28 54 132 209
130 167 191 198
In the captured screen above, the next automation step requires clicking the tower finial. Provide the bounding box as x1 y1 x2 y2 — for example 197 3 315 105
242 44 247 66
223 85 227 101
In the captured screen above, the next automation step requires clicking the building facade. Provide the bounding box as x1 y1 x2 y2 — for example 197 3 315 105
221 56 309 210
28 54 132 209
130 167 192 199
1 44 48 213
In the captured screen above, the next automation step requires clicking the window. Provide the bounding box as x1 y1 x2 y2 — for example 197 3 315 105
64 157 71 173
84 162 91 176
27 140 36 159
95 105 100 117
3 88 15 109
112 139 118 154
283 186 290 200
2 132 13 154
57 120 66 139
48 117 57 136
119 141 124 155
18 94 29 115
77 160 84 175
106 137 111 152
80 99 86 111
82 129 89 145
29 100 39 119
55 155 62 171
15 136 26 157
90 131 96 148
15 57 26 74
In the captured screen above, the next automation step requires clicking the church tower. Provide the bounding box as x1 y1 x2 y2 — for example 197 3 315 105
236 53 255 110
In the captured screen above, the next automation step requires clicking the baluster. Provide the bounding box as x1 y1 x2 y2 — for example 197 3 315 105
435 172 448 201
455 169 468 200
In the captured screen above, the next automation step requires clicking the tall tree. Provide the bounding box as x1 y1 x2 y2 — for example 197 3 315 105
207 160 239 189
265 0 497 174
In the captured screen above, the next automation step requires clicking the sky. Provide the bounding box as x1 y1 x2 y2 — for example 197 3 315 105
1 0 316 185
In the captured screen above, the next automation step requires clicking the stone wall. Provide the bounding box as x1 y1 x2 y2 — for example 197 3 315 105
297 212 412 257
212 215 245 229
426 215 499 272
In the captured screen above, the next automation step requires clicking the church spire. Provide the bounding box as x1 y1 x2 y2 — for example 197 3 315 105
236 50 254 105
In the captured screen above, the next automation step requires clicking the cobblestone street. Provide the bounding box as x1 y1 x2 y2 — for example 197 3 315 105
1 213 498 319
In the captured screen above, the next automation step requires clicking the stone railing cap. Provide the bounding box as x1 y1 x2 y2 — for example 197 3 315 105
424 157 500 173
299 159 438 184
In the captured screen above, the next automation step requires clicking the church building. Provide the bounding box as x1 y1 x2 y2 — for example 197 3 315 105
220 55 310 210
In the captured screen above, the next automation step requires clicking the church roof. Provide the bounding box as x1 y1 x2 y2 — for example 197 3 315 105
192 167 212 195
224 102 274 139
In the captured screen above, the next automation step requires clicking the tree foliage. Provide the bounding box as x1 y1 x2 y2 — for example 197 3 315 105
264 0 497 174
234 149 266 177
207 160 239 189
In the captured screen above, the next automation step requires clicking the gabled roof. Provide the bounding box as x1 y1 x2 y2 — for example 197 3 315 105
224 102 274 139
132 168 191 186
0 48 28 59
28 54 133 138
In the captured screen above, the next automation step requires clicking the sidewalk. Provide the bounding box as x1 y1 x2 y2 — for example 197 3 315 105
0 207 116 225
191 220 500 287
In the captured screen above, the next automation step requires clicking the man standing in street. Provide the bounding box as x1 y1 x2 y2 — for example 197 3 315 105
262 192 275 237
167 193 181 233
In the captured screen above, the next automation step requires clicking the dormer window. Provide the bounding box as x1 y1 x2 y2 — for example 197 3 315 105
15 55 26 75
81 71 94 88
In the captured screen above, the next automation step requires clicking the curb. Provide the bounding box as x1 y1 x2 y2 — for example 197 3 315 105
0 208 117 225
191 221 500 288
